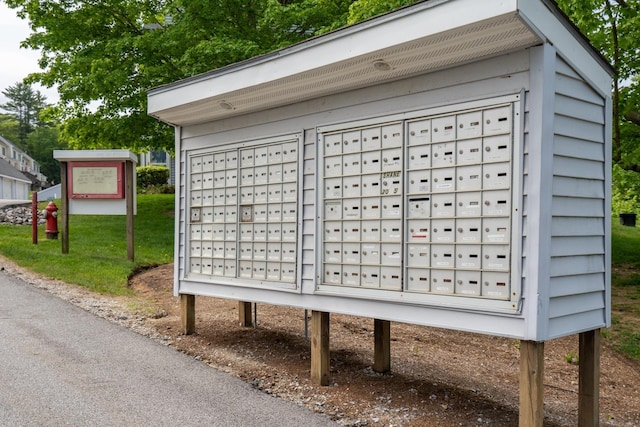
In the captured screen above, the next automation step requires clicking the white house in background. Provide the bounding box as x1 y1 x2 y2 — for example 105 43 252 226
138 149 175 185
0 134 48 189
0 156 31 201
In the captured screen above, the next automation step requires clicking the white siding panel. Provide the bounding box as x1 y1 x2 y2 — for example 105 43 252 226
551 217 604 237
555 94 604 125
550 236 604 257
552 156 604 180
552 176 604 199
550 255 604 277
554 135 604 161
549 273 605 298
551 196 604 217
554 115 605 143
555 73 603 106
547 309 607 339
548 292 605 319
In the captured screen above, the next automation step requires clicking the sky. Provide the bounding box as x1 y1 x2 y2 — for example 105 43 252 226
0 3 59 107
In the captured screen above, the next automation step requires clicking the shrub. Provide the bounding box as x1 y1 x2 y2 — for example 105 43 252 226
137 165 170 188
612 164 640 215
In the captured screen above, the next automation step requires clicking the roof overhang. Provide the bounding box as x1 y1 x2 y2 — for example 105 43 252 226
148 0 609 127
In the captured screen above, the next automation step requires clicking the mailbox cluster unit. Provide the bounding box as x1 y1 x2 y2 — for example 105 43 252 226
148 0 612 341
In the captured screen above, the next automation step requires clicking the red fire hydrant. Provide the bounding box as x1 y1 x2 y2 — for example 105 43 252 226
44 201 59 240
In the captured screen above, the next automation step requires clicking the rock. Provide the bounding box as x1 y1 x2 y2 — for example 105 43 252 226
0 206 46 226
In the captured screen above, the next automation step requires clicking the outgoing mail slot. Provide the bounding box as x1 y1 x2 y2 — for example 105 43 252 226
483 134 511 163
380 266 402 290
282 242 296 262
267 223 282 241
431 219 455 242
407 243 430 267
254 166 269 184
483 163 511 190
342 242 361 264
361 151 381 173
325 155 342 177
342 130 361 153
381 148 402 171
431 115 456 142
324 133 342 156
381 220 402 242
456 192 482 217
240 242 253 260
362 126 382 151
324 221 342 241
252 261 267 280
282 142 298 162
267 262 281 281
325 201 342 220
408 171 430 194
361 197 381 219
361 174 381 196
382 123 403 147
343 221 361 241
408 119 431 145
240 149 254 167
407 268 430 291
381 243 402 265
254 146 269 165
482 218 510 243
324 178 342 199
482 245 510 271
431 168 455 192
456 218 482 243
431 142 455 167
239 261 253 278
342 153 362 175
456 245 481 269
268 242 283 261
361 220 381 240
408 197 431 219
408 145 431 169
431 194 455 217
431 244 455 267
482 190 511 216
282 182 297 202
268 184 283 203
431 269 455 294
483 106 512 135
408 219 430 242
457 165 482 192
342 264 360 285
482 271 510 299
268 145 283 163
343 176 361 198
361 266 380 287
343 199 361 219
324 264 342 284
381 196 402 218
456 110 482 139
361 242 380 264
455 271 481 296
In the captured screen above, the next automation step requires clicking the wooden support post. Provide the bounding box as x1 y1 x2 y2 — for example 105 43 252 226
60 161 69 254
579 329 600 427
373 319 391 373
519 340 544 427
180 294 195 335
238 301 253 327
125 160 135 262
310 311 330 386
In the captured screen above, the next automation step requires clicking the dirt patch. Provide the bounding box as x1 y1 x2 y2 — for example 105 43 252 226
4 258 639 426
128 264 640 426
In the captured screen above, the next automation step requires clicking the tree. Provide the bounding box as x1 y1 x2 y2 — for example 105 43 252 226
25 126 65 183
0 82 47 148
555 0 640 169
4 0 358 154
0 113 20 144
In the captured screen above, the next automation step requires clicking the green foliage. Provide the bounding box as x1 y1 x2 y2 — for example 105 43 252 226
0 194 174 294
347 0 418 24
0 113 20 143
25 126 66 183
611 164 640 215
137 165 170 188
0 82 48 148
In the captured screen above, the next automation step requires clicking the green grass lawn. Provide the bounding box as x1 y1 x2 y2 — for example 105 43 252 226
0 194 174 295
1 197 639 360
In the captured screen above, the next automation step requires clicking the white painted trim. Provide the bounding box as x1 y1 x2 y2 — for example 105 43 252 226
173 126 183 297
604 96 612 327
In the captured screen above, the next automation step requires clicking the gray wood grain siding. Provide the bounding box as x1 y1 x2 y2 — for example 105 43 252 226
547 57 607 335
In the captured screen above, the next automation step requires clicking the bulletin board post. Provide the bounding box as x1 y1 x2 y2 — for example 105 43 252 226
54 150 138 261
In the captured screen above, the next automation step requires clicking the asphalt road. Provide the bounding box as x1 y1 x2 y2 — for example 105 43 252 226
0 270 336 426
